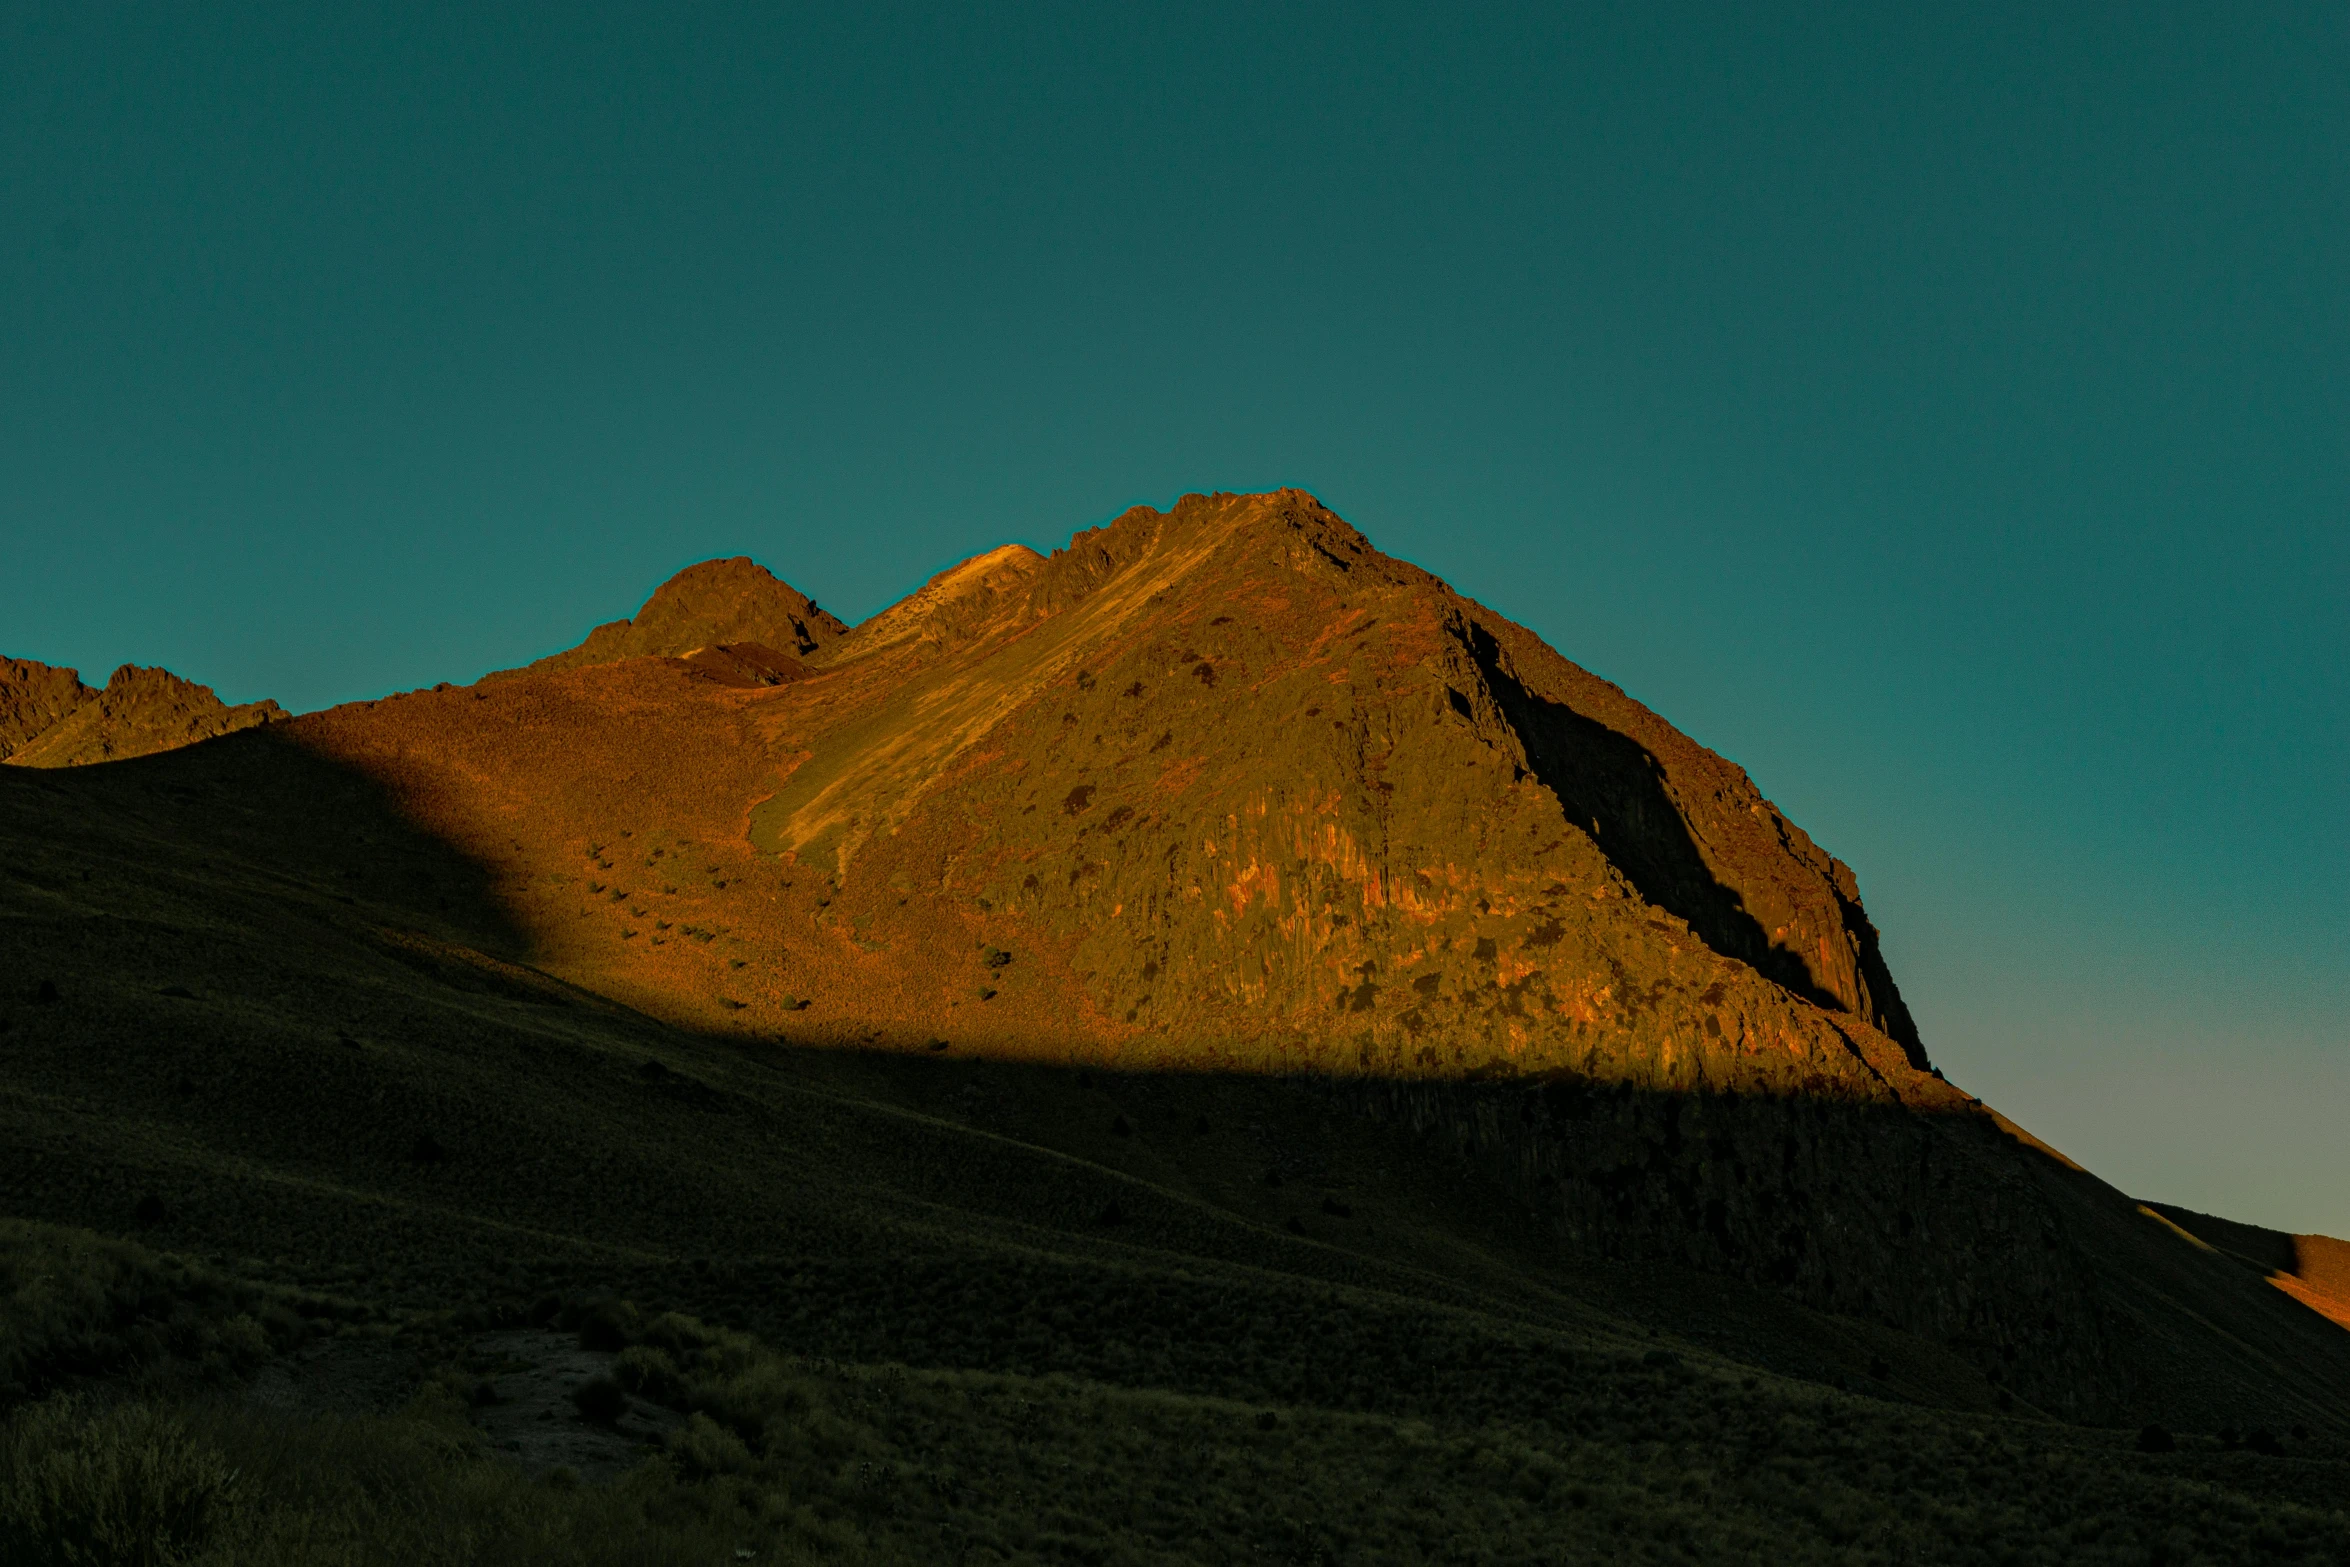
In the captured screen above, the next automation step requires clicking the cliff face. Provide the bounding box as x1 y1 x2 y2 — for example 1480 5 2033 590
277 494 1933 1104
0 660 285 768
725 490 1934 1098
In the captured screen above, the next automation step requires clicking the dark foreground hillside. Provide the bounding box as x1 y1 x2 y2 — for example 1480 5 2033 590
4 730 2350 1561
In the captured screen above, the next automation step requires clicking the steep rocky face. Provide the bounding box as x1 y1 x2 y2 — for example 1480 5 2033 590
673 642 812 688
2 662 285 768
275 492 1930 1105
737 491 1933 1098
0 658 97 761
508 557 850 676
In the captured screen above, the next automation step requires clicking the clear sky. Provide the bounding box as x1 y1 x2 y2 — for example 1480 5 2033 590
5 5 2344 1232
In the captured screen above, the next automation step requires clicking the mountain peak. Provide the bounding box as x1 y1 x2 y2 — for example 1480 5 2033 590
510 556 849 676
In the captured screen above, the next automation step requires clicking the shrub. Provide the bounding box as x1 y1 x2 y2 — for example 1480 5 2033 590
614 1346 684 1406
0 1398 239 1566
1 1221 286 1402
638 1311 722 1358
667 1413 755 1478
2136 1425 2175 1454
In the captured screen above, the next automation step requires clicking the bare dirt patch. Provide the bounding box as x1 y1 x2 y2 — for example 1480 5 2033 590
463 1328 682 1481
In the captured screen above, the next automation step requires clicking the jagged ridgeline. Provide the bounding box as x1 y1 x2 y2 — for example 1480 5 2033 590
0 658 285 768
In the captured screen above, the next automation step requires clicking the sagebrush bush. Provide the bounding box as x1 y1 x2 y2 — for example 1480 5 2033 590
0 1221 289 1405
611 1346 682 1406
0 1398 238 1567
666 1413 755 1478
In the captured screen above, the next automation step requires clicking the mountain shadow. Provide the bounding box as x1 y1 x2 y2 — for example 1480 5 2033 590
1466 621 1928 1068
1465 625 1828 1006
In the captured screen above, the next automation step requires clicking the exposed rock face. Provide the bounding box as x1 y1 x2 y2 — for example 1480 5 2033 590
672 642 812 688
825 544 1047 666
508 557 850 675
0 658 97 761
730 491 1929 1097
1 661 285 768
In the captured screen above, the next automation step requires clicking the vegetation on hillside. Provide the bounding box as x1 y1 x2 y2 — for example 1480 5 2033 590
4 1220 2348 1565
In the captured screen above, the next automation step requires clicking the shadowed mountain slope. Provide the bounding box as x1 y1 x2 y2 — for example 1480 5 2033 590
0 658 285 768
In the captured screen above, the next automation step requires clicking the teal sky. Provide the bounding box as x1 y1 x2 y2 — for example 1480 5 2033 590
5 6 2344 1232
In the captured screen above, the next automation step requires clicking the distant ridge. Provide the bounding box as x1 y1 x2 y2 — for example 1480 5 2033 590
0 657 95 759
0 659 285 768
2149 1202 2350 1332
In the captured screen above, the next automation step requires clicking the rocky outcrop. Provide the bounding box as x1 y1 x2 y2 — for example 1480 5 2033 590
2 661 285 769
505 557 849 676
0 658 97 761
823 544 1046 666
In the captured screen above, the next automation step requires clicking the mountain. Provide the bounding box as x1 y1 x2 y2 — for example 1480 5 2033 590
0 658 285 768
3 490 2347 1559
248 488 2342 1427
